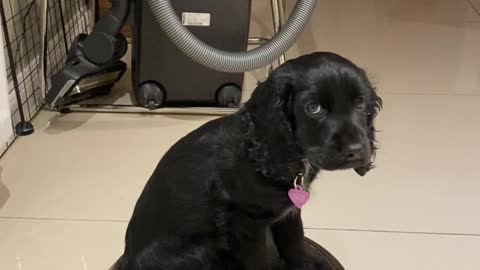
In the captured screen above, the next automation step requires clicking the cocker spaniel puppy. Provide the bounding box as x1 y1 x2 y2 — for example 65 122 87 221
116 52 382 270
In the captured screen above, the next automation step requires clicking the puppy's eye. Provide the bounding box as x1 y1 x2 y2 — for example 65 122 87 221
306 102 323 115
356 96 367 112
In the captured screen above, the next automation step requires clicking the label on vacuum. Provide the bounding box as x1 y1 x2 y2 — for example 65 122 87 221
182 12 211 27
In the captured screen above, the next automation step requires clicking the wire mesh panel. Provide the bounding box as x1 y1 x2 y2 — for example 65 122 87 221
2 0 42 132
0 0 91 156
44 0 91 89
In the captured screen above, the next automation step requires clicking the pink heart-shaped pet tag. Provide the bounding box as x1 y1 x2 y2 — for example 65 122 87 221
288 186 310 209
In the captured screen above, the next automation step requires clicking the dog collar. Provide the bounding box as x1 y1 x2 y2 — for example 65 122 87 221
288 160 311 208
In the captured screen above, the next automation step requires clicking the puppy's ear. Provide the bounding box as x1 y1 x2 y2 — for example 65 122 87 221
355 90 382 176
244 66 301 180
247 68 296 132
268 71 296 125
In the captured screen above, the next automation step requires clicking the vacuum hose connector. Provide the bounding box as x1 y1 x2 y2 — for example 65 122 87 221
146 0 317 73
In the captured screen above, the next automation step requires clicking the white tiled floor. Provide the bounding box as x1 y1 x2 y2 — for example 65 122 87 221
1 0 480 269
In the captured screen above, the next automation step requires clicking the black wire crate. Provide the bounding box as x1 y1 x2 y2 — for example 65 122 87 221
0 0 92 155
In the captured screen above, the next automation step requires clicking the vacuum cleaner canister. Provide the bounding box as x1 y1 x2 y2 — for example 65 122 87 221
46 0 316 110
133 0 252 109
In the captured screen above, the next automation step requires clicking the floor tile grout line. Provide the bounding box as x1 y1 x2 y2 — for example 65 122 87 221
305 227 480 237
0 216 128 223
2 217 480 238
465 0 480 17
377 92 480 97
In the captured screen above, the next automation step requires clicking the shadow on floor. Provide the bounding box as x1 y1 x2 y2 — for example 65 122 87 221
44 113 95 135
0 167 10 209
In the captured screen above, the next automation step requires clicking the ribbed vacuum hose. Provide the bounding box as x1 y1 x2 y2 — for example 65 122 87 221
146 0 317 73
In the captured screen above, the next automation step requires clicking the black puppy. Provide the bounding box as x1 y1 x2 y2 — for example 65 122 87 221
117 52 381 270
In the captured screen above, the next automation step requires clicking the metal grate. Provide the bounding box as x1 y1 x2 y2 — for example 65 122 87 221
44 0 91 88
0 0 91 156
2 0 42 131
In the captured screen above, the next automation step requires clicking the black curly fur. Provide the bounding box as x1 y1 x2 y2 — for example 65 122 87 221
240 76 304 182
353 70 382 175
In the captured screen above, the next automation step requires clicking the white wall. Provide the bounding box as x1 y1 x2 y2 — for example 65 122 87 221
0 28 14 155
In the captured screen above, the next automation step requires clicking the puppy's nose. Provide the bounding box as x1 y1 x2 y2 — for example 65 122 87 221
346 143 364 160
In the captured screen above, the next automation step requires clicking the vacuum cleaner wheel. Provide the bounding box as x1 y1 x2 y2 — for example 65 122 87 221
216 84 242 108
137 81 165 110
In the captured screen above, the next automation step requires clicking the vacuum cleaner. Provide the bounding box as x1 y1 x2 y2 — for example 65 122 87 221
46 0 317 110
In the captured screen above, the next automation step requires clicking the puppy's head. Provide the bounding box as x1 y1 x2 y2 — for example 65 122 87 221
250 52 381 176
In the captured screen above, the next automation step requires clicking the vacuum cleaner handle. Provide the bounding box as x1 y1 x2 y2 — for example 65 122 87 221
80 0 131 65
92 0 131 36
